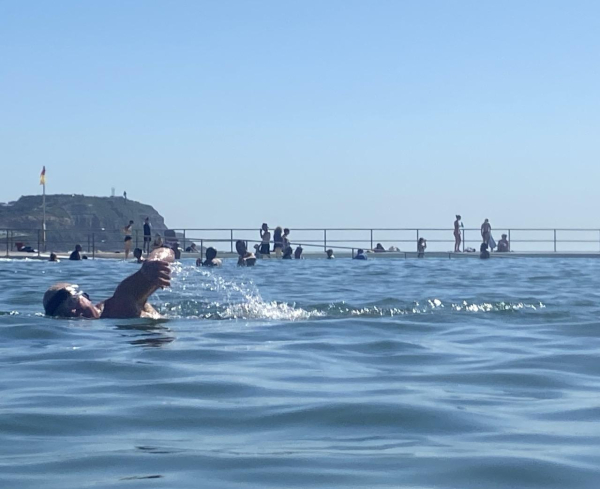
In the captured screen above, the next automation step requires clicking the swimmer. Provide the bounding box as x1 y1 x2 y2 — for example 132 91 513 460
43 247 174 319
326 249 335 259
282 246 293 259
354 249 367 260
259 223 271 256
123 220 134 260
236 240 256 266
294 245 303 259
49 252 59 262
69 244 83 261
201 247 222 267
480 242 490 259
133 247 144 263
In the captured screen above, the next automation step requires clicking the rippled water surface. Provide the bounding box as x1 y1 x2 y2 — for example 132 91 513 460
2 257 600 488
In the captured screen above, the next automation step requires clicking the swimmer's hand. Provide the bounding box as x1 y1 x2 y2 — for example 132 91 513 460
140 260 171 288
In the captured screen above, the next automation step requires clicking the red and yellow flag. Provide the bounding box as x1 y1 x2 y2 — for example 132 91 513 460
40 166 46 185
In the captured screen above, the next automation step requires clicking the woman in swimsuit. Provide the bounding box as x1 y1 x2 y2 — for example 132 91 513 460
273 226 283 257
454 215 462 252
259 223 271 256
123 220 134 260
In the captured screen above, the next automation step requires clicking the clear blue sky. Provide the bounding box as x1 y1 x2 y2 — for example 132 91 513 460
1 0 599 230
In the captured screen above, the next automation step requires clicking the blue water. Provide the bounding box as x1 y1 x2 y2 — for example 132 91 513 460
1 257 600 488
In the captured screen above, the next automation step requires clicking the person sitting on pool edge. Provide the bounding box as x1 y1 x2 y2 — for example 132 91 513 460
354 249 367 260
374 243 386 252
236 240 256 266
43 247 174 319
497 234 510 252
200 247 222 267
282 246 293 259
69 244 86 261
326 249 335 259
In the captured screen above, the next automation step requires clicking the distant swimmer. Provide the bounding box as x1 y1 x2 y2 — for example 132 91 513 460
236 240 256 267
326 249 335 259
259 223 271 256
282 246 293 259
69 244 83 261
497 234 510 252
481 219 491 245
454 215 463 252
133 248 144 263
354 249 367 260
417 237 427 258
143 217 152 254
49 252 59 262
201 247 222 267
43 247 174 319
123 220 134 260
294 245 303 259
480 242 490 259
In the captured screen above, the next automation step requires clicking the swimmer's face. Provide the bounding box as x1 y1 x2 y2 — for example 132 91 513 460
46 285 99 319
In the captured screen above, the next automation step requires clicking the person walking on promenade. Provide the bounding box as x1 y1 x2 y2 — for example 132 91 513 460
259 223 271 256
143 217 152 254
481 219 492 247
454 215 463 252
123 220 134 260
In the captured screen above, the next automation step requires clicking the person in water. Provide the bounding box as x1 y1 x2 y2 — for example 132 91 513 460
201 247 222 267
153 234 163 249
259 223 271 256
43 247 173 319
417 237 427 258
123 220 134 260
69 244 83 261
480 242 490 259
454 215 463 252
133 248 144 263
236 240 256 266
374 243 386 252
294 245 303 259
497 234 510 252
143 217 152 254
326 249 335 259
282 246 293 259
354 249 367 260
49 252 59 262
273 226 283 257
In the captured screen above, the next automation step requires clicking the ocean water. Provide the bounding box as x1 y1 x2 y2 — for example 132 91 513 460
1 257 600 488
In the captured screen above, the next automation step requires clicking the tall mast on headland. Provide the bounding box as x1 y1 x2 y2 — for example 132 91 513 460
40 166 46 251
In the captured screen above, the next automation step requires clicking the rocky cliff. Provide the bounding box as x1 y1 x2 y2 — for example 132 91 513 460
0 195 170 252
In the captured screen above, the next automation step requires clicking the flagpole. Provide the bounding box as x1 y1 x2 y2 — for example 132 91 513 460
42 180 46 251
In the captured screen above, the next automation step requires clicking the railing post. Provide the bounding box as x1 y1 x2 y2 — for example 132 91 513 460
201 239 204 261
37 229 41 257
554 229 557 252
508 229 511 250
416 229 419 245
462 228 465 252
352 248 355 259
230 229 234 253
324 229 327 252
92 233 95 260
183 229 186 253
5 229 9 258
370 229 373 250
87 233 90 253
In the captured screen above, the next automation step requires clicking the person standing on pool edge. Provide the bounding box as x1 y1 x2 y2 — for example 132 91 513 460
454 215 463 252
481 219 492 246
143 217 152 255
123 220 134 260
259 223 271 257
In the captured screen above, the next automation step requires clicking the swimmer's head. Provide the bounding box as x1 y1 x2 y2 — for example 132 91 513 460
43 283 99 318
236 240 247 255
206 247 217 261
75 244 82 252
326 249 334 258
49 252 58 262
357 249 364 254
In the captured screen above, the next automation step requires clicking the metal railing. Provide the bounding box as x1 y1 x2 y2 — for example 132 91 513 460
3 227 600 258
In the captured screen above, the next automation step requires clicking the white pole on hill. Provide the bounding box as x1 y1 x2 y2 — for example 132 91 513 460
40 166 46 251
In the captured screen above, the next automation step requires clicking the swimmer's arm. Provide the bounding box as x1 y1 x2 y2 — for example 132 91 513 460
101 249 174 318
